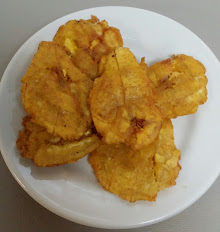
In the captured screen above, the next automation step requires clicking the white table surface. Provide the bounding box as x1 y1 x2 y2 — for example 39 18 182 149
1 0 220 231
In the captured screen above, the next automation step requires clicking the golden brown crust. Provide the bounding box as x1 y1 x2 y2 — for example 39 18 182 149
53 16 123 80
89 120 181 202
90 47 162 150
148 54 208 118
21 41 93 140
17 117 100 167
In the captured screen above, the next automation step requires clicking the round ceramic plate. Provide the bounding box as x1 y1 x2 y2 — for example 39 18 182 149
0 6 220 229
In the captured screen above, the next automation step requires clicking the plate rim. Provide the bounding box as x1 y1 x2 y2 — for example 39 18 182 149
0 6 220 229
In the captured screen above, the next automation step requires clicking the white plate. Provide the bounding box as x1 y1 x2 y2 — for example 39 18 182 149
0 6 220 229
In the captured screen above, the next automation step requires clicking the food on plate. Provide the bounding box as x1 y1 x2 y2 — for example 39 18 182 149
89 47 162 150
53 16 123 79
16 15 208 202
147 54 208 118
17 117 100 167
21 41 93 140
89 119 181 202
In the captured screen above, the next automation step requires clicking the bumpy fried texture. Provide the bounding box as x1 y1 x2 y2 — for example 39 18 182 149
90 47 162 150
153 120 181 190
21 41 93 140
147 54 208 118
53 16 123 79
89 119 181 202
16 117 100 167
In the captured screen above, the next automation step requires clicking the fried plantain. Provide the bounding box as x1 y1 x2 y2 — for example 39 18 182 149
147 54 208 118
89 119 181 202
90 47 162 150
53 16 123 79
17 117 100 167
21 41 93 140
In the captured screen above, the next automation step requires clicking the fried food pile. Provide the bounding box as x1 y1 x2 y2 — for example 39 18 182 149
17 16 208 202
